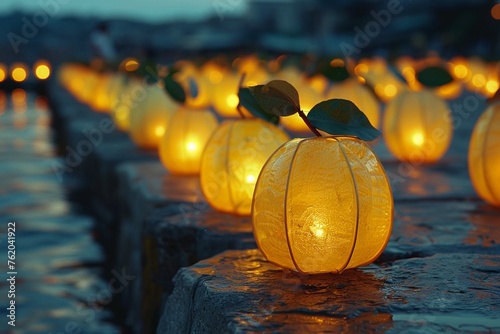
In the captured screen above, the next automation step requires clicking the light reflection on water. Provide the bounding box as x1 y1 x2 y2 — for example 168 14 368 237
0 91 119 333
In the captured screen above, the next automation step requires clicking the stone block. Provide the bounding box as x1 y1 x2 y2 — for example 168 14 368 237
158 249 500 333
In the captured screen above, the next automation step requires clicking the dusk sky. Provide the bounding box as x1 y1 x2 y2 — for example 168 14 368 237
0 0 249 22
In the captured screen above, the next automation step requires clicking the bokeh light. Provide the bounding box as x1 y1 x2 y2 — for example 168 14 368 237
34 60 51 80
491 4 500 20
11 63 28 82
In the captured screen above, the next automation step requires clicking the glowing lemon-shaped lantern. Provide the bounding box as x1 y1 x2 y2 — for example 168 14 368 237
128 85 177 149
383 90 452 163
106 73 126 111
468 102 500 207
326 78 380 129
200 119 289 215
90 73 113 112
211 72 244 118
253 136 393 273
174 61 212 110
159 108 218 175
111 77 141 132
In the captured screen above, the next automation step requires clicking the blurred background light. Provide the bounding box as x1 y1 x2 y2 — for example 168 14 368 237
11 63 28 82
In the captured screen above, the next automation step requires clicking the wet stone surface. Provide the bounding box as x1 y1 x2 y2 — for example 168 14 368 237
0 91 119 333
158 92 500 333
159 248 500 334
115 161 256 333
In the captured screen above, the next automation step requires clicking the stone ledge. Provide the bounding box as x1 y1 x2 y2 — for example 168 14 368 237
158 249 500 333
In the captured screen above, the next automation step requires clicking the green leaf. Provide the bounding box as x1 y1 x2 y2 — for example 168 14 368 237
416 65 454 88
322 64 350 82
238 87 279 125
308 99 380 141
249 80 300 116
163 74 186 104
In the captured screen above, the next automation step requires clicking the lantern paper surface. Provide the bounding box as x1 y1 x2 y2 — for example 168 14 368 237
253 136 393 274
211 73 244 118
90 73 113 112
200 119 289 215
383 90 452 163
128 85 177 149
159 108 218 175
175 63 212 109
468 103 500 207
111 78 142 132
326 78 380 129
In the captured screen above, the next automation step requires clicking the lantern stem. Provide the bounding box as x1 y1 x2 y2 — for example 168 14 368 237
236 72 247 119
298 109 322 137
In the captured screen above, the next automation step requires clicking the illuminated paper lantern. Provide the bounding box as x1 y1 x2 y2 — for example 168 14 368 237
128 85 177 149
90 73 113 112
325 78 380 129
468 102 500 207
111 78 142 132
174 61 212 109
355 57 405 102
253 136 393 274
211 73 244 118
383 90 452 163
200 119 289 215
106 73 127 110
159 108 218 175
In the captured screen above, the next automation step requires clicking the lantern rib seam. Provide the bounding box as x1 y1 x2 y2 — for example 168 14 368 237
337 139 360 273
283 140 306 273
480 110 498 204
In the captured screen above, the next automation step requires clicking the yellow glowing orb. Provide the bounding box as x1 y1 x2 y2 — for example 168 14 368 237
412 133 424 146
35 65 50 79
453 64 468 79
246 174 256 184
155 126 165 137
492 3 500 20
384 84 397 97
11 65 27 82
472 74 486 88
124 59 139 72
34 61 51 80
354 63 368 75
330 58 345 67
485 80 499 94
226 94 239 108
0 66 5 82
311 222 325 238
186 141 197 152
